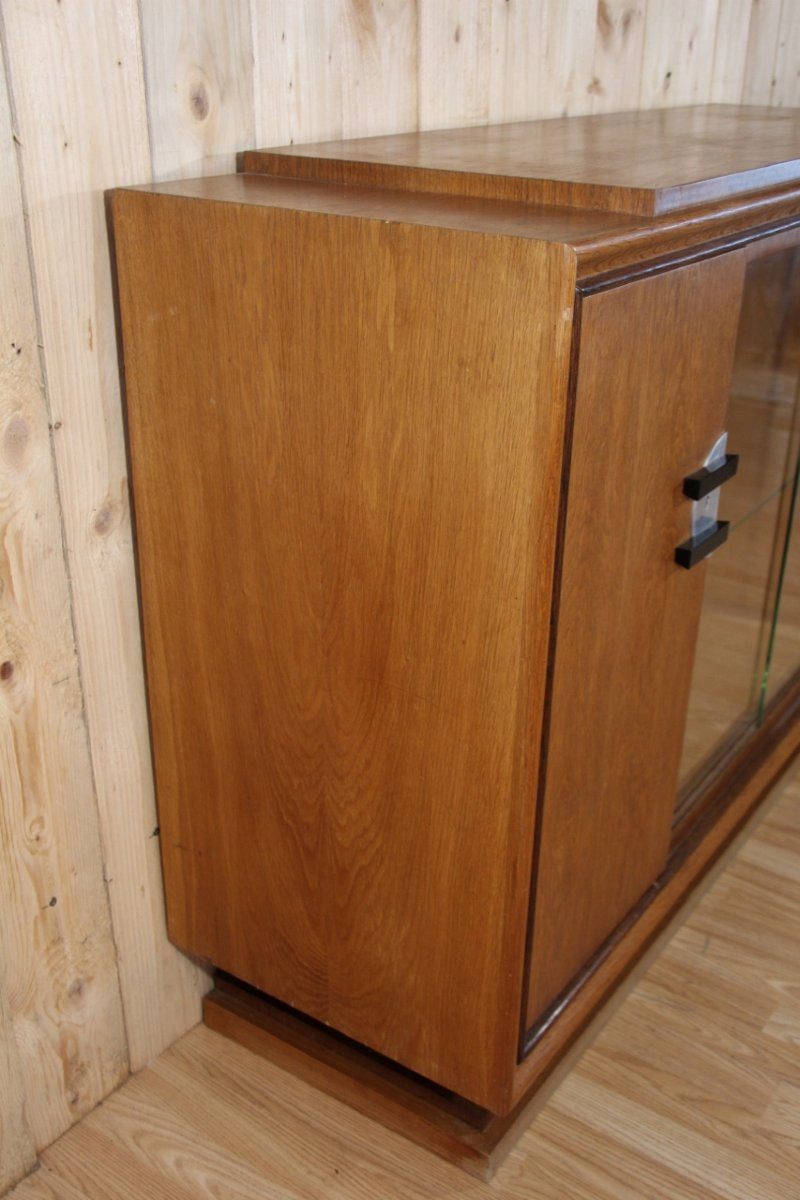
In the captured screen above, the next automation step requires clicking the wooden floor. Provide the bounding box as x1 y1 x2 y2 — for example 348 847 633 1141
9 768 800 1200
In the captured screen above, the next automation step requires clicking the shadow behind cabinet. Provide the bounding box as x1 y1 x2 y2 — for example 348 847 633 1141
110 107 800 1119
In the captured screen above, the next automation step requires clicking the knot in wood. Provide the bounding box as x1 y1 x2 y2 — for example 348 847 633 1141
3 414 31 468
190 80 210 122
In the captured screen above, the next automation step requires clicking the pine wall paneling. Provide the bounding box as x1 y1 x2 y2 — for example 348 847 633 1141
1 0 209 1082
0 980 34 1192
417 1 491 129
638 1 718 106
773 1 800 108
1 1 799 1192
139 0 255 180
709 0 753 103
488 0 598 122
251 0 418 146
742 0 785 105
588 2 646 113
0 39 127 1193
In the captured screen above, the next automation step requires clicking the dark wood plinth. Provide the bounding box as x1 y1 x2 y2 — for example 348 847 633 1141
203 973 587 1180
202 908 700 1182
203 708 800 1179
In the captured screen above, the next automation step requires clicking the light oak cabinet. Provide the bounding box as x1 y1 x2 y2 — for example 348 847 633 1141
110 106 800 1163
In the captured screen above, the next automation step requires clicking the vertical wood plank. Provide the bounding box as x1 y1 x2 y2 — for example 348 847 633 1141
0 971 36 1193
639 0 720 107
588 1 646 114
488 0 597 123
741 0 783 104
1 0 208 1079
0 36 127 1161
0 52 38 1186
417 0 491 130
251 0 418 148
139 0 255 181
771 0 800 106
710 0 755 102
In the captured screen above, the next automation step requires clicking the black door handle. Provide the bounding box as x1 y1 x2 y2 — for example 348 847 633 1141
675 520 730 569
682 453 739 500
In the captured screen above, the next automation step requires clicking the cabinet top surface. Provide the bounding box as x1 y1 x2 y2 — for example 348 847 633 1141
244 105 800 216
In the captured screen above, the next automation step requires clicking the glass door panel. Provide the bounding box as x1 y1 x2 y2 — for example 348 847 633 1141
678 246 800 794
761 459 800 708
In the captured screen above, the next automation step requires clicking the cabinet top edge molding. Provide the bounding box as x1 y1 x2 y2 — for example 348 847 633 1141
241 105 800 217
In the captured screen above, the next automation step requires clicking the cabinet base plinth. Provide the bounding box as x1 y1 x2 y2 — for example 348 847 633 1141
203 975 563 1180
202 703 800 1178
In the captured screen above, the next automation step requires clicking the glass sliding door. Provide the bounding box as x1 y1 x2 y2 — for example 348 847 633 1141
678 244 800 796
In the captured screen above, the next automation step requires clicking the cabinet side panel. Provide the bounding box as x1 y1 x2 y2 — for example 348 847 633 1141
524 253 745 1032
111 191 574 1111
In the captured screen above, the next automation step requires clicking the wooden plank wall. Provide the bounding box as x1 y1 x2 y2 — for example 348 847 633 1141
0 0 798 1192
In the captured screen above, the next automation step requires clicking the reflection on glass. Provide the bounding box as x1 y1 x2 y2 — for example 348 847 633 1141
678 248 800 794
761 455 800 709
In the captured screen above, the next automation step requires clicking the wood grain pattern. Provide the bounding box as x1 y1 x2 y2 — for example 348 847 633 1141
203 982 495 1178
588 1 646 115
139 0 255 181
0 49 47 1191
7 1168 87 1200
111 185 575 1112
487 0 597 124
742 0 785 105
201 941 670 1182
4 3 800 1191
8 763 800 1199
0 0 208 1080
417 1 491 129
125 170 637 244
0 975 36 1193
710 0 754 103
251 0 418 148
125 171 800 289
772 0 800 109
514 680 800 1106
524 252 746 1029
202 718 800 1177
638 1 718 108
112 120 800 1130
244 106 800 217
569 181 800 277
0 37 127 1170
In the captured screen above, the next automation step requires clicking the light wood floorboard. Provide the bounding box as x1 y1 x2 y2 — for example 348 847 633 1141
9 770 800 1200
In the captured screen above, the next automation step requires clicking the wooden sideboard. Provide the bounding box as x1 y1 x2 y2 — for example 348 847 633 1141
109 105 800 1174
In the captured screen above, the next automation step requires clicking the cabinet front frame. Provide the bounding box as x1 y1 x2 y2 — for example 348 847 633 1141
516 216 800 1092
